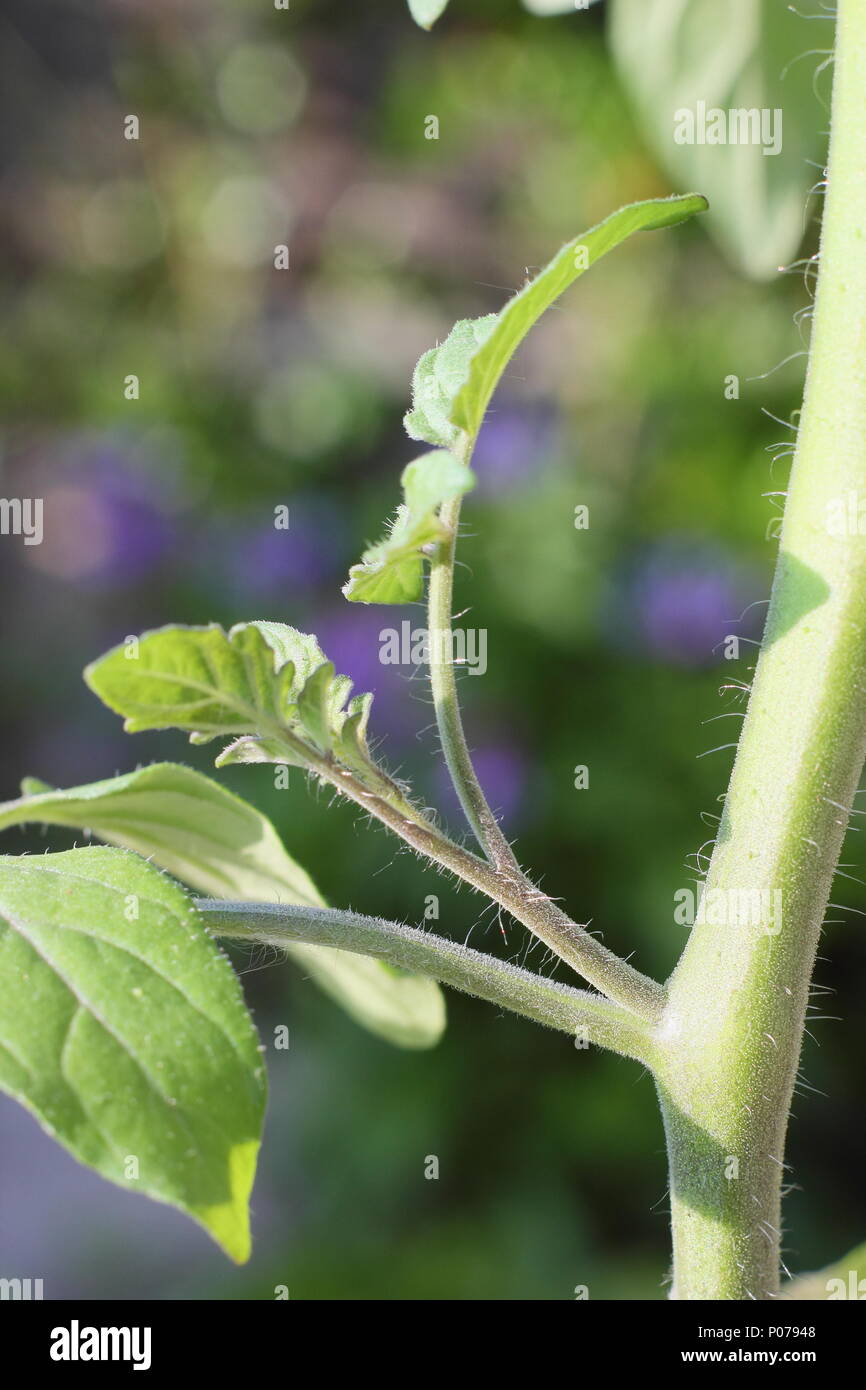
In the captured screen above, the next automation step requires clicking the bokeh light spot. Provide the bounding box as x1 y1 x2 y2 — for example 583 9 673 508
217 44 306 135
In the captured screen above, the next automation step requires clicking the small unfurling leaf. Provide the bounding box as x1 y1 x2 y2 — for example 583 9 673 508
403 194 708 452
343 450 474 604
404 317 497 448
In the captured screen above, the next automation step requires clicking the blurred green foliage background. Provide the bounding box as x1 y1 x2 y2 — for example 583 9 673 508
0 0 863 1300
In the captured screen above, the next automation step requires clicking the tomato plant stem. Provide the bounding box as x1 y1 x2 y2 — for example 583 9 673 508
658 0 866 1299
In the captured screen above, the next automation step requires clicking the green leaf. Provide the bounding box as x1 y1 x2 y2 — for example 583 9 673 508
609 0 830 279
0 846 264 1261
297 662 341 753
0 763 323 906
338 692 376 776
450 194 708 441
523 0 602 11
408 0 449 28
0 764 446 1050
20 776 54 796
343 450 475 604
85 621 373 767
286 943 445 1051
401 196 705 456
405 317 497 449
362 198 705 614
85 621 326 744
784 1240 866 1300
86 620 427 847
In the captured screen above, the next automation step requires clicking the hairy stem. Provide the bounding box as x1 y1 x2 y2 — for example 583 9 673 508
428 490 520 873
230 715 663 1015
314 754 665 1019
659 1 866 1300
426 427 652 1008
202 899 655 1061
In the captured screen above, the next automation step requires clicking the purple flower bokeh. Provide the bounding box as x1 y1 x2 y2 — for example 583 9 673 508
31 441 177 588
434 739 529 831
471 401 557 494
612 540 751 667
224 498 345 599
312 603 426 746
92 479 175 585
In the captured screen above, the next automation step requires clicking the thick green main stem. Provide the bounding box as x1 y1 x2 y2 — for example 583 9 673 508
659 3 866 1300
